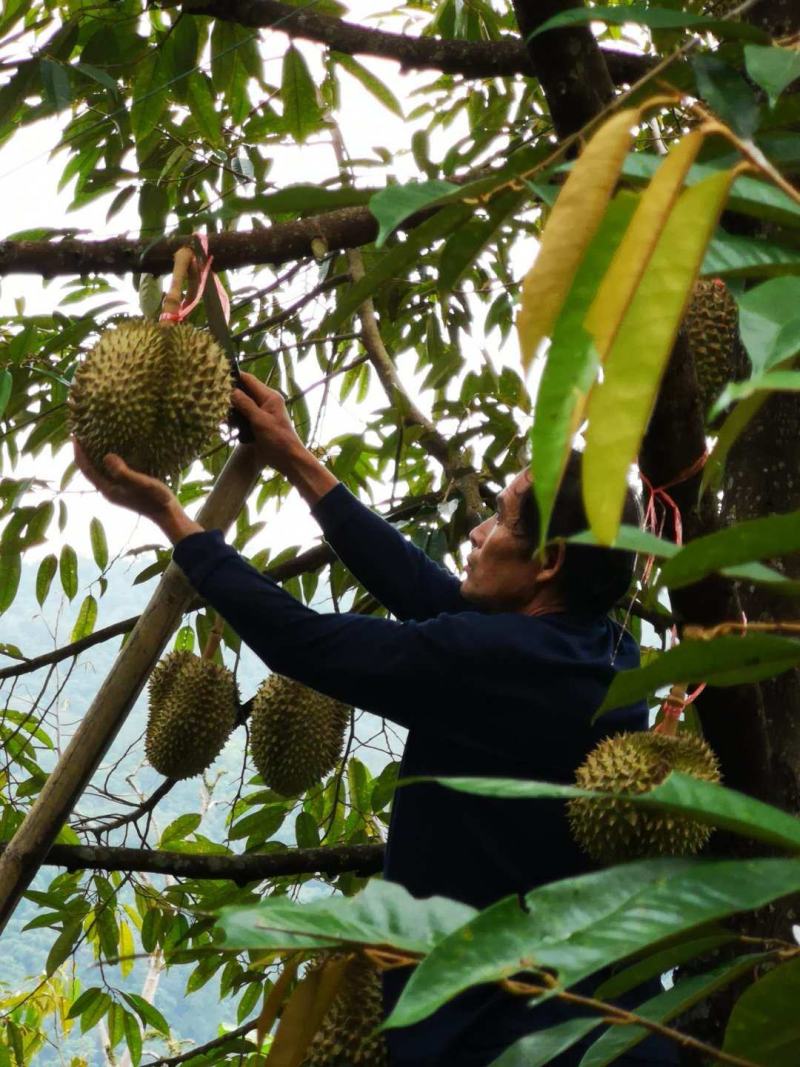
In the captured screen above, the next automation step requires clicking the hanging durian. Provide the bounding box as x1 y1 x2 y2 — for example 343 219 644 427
302 954 388 1067
145 650 238 779
683 278 747 424
249 674 351 796
568 729 721 864
69 317 232 481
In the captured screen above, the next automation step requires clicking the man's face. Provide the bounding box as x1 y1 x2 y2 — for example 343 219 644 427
460 470 545 611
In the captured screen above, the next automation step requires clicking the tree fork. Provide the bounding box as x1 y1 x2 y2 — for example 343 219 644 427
0 447 261 932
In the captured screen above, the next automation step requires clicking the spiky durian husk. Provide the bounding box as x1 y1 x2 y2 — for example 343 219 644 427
568 731 721 865
145 651 238 779
249 675 351 796
302 955 388 1067
69 318 232 480
683 279 746 422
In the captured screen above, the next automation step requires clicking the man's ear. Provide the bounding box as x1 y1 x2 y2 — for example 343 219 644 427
537 541 566 583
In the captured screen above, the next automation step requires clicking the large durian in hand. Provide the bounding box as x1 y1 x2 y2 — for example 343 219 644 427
683 279 747 423
145 651 238 779
567 731 721 865
69 317 232 480
249 674 351 796
302 954 388 1067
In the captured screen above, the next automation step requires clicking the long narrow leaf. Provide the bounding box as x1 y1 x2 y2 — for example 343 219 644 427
387 857 800 1031
583 169 736 543
585 131 705 360
426 771 800 853
517 108 643 371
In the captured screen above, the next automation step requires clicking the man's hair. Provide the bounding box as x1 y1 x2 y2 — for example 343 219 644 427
515 450 640 616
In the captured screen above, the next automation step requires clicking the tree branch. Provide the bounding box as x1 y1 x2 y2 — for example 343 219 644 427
4 839 384 881
179 0 649 84
146 1018 258 1067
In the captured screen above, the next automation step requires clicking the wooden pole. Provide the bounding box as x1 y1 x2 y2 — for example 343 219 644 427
0 445 259 931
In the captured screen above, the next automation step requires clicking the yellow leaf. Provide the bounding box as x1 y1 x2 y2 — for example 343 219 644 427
516 107 643 371
585 130 705 359
119 921 134 979
583 168 737 544
265 955 349 1067
256 954 301 1051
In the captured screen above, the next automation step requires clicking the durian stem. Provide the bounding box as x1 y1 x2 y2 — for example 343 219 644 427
161 246 196 322
202 614 225 660
653 682 687 737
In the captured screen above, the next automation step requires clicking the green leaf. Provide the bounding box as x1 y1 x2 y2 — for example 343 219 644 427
35 554 57 607
59 544 78 601
328 203 470 329
701 392 768 496
702 230 800 280
89 517 108 571
736 277 800 375
40 58 71 112
70 595 97 642
46 917 82 976
370 180 459 249
334 53 403 118
492 1017 599 1066
174 625 195 652
659 510 800 589
295 810 320 849
121 992 171 1037
281 45 323 143
530 5 769 43
130 53 167 143
582 954 767 1067
691 55 760 138
387 857 800 1030
0 553 21 615
0 370 11 418
745 45 800 108
185 72 223 148
599 634 800 713
593 932 735 1000
438 188 527 296
160 813 201 846
532 192 637 543
724 955 800 1065
67 987 103 1020
618 154 800 229
713 368 800 413
218 879 475 954
431 771 800 854
122 1009 142 1067
583 169 735 543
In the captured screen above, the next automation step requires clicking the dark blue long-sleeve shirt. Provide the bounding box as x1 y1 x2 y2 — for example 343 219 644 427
173 484 674 1066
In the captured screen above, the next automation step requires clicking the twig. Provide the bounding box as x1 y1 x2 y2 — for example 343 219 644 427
145 1017 258 1066
500 974 761 1067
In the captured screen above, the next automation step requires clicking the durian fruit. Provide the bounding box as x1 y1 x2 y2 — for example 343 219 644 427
683 279 747 423
69 317 232 480
302 954 388 1067
568 731 721 865
145 651 238 779
249 675 351 796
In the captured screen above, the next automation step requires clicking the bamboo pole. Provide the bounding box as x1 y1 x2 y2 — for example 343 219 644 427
0 444 259 931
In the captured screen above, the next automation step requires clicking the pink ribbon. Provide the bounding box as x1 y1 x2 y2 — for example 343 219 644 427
159 234 230 325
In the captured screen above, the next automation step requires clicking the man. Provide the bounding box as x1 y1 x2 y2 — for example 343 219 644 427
75 371 672 1066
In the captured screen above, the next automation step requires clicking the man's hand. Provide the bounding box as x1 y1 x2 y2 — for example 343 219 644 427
232 371 339 506
73 441 202 544
231 372 306 476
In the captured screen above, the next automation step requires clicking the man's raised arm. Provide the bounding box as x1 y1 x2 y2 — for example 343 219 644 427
232 373 469 621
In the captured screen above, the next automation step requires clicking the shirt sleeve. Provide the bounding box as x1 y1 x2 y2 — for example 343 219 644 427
173 529 484 731
310 483 470 621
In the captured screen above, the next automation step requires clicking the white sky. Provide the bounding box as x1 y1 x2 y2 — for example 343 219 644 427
0 4 541 574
